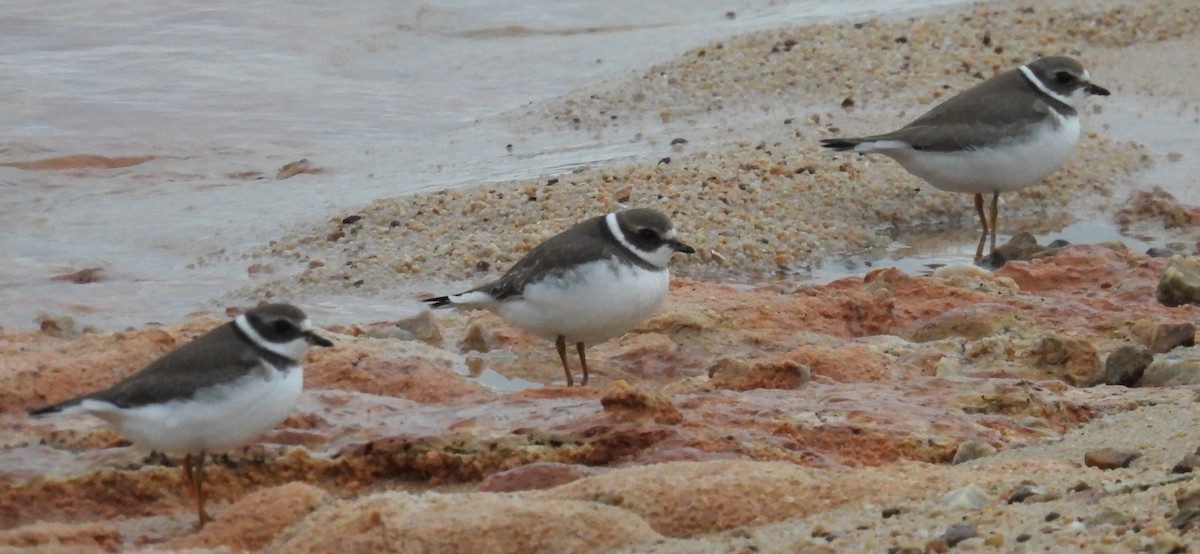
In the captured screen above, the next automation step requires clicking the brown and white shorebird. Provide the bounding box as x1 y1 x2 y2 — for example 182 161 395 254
424 208 695 387
27 303 332 527
820 56 1111 261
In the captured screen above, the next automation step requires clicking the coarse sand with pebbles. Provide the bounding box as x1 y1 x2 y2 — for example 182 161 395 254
232 0 1199 302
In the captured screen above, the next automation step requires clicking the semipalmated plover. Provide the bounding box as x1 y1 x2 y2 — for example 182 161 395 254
820 56 1110 261
27 303 332 527
424 208 695 386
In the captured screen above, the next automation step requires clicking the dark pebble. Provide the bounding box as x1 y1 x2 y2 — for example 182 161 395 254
1103 344 1154 386
1173 446 1200 474
1006 482 1045 504
941 522 977 547
1084 448 1142 469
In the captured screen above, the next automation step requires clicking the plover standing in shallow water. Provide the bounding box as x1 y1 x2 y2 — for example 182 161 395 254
28 303 332 527
821 56 1110 261
424 208 695 386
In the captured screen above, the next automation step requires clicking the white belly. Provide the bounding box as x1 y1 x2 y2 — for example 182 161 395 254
80 364 303 455
495 258 670 345
879 117 1080 194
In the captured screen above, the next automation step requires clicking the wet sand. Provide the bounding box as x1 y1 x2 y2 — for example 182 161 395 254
227 0 1197 312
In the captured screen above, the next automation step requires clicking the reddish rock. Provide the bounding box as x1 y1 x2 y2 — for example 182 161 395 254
785 343 891 382
600 380 683 424
536 460 895 538
305 347 491 403
270 491 663 552
0 521 121 552
166 482 329 551
608 332 689 381
906 303 1029 343
478 462 601 493
707 356 812 390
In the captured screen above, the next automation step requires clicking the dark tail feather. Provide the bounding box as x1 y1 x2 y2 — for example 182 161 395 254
28 392 90 416
423 296 452 308
28 400 72 416
819 138 863 151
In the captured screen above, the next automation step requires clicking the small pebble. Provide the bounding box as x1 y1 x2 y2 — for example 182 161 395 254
940 522 977 547
1171 446 1200 473
1006 481 1047 504
940 483 991 510
1083 448 1142 469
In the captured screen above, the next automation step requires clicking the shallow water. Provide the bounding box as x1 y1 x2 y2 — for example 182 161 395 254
1 0 1193 331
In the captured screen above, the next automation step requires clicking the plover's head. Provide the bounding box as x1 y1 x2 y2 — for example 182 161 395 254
608 208 696 268
1020 56 1110 111
235 303 333 361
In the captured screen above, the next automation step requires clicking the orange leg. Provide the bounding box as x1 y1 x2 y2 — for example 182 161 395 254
973 193 988 262
989 191 1000 256
576 342 589 387
555 335 574 387
183 453 213 528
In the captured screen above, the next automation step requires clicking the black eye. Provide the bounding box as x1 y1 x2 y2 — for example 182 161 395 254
273 320 295 335
638 228 659 241
1054 71 1073 85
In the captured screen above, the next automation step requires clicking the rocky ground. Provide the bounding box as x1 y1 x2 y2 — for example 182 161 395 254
3 0 1200 552
5 240 1200 552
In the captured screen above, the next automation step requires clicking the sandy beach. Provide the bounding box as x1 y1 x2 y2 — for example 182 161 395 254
2 0 1200 552
227 0 1194 301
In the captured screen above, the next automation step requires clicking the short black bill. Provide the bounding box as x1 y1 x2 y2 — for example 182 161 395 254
1085 83 1111 96
306 331 333 347
670 240 696 254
